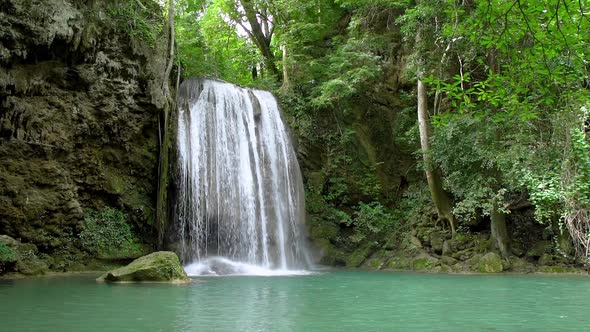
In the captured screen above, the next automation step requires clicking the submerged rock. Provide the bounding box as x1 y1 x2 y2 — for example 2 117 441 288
97 251 190 283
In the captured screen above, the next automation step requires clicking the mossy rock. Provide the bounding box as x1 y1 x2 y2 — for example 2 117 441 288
440 256 458 266
315 239 346 266
430 232 445 254
97 251 190 283
465 253 482 267
527 241 551 258
411 254 439 271
386 256 410 270
0 235 48 275
365 258 384 270
346 244 374 268
477 252 503 273
509 257 535 273
432 264 452 273
16 256 49 276
538 253 554 266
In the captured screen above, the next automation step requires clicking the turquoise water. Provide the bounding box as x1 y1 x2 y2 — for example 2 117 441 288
1 271 589 331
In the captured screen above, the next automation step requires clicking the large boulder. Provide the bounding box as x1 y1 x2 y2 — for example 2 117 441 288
478 252 504 273
97 251 190 283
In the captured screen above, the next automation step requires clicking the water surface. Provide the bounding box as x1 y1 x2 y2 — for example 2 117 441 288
1 271 589 331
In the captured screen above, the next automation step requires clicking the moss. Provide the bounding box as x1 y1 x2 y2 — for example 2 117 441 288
97 251 189 283
412 254 439 271
315 239 346 266
366 258 384 270
478 252 503 273
386 256 410 270
104 169 126 194
346 243 374 267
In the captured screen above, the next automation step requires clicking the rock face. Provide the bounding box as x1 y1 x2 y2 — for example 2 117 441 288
97 251 189 283
0 235 48 275
0 1 167 269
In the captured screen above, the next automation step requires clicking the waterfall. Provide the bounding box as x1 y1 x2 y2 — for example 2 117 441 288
175 78 310 275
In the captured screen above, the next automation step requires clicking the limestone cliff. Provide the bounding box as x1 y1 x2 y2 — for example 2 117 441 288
0 0 167 271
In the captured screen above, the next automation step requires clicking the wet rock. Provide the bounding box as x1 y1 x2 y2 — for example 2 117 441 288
97 251 189 283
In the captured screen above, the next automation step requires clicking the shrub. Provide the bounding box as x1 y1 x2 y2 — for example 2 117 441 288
80 208 139 256
0 243 16 262
348 202 398 243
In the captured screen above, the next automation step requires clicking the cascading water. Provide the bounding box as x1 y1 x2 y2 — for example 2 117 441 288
175 78 310 276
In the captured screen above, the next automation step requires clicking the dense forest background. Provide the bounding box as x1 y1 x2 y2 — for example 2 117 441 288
1 0 589 274
169 0 590 269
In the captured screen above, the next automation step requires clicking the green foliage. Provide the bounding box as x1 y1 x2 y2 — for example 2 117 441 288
80 208 139 256
109 1 164 46
346 202 398 243
0 243 16 262
311 35 382 107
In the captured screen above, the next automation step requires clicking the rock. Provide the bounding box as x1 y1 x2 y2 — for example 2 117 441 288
466 253 482 266
510 241 525 257
412 253 439 271
0 0 166 267
16 256 49 276
478 252 503 273
365 258 384 270
346 243 375 268
0 235 48 275
0 235 19 248
410 236 423 249
538 265 583 274
441 256 458 266
97 251 190 283
386 256 410 270
431 264 453 273
509 257 535 273
430 232 444 254
315 239 346 266
527 241 551 258
442 240 453 256
538 253 554 266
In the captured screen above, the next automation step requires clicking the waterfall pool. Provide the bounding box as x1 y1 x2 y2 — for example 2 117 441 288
1 270 589 331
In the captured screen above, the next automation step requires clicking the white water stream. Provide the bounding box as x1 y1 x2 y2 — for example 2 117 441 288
176 78 310 275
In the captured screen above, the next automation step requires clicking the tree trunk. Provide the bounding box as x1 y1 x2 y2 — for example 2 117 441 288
280 44 290 92
490 202 510 258
417 79 457 235
239 0 280 78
